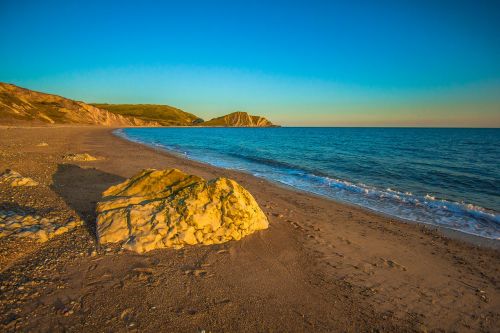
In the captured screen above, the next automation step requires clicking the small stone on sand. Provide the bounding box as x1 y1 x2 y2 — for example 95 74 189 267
0 169 38 187
0 211 82 242
63 153 100 161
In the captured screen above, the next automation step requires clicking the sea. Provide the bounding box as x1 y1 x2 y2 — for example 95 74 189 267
116 127 500 240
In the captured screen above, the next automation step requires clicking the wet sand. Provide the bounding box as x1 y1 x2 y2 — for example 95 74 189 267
1 126 499 332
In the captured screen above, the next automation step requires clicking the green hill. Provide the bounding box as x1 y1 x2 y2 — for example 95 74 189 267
92 104 203 126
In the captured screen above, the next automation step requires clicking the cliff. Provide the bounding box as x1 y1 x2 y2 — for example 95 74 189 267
0 83 159 126
0 83 278 128
201 111 276 127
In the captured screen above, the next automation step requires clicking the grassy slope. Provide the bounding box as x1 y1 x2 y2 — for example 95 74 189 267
92 104 203 126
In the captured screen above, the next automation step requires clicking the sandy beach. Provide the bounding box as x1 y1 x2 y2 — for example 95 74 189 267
1 126 499 332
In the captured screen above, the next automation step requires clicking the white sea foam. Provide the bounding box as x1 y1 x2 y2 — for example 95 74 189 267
273 171 499 239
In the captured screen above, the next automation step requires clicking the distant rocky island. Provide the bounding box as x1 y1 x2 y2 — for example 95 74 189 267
0 83 277 127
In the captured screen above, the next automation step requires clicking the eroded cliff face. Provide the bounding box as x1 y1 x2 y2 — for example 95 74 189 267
0 83 159 126
201 111 276 127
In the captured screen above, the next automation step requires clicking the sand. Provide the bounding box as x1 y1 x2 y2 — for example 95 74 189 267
0 126 499 332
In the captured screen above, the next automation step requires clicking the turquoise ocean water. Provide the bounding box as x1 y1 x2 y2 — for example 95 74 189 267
117 127 500 240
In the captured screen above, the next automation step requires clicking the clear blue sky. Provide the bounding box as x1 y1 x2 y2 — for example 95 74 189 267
1 0 499 126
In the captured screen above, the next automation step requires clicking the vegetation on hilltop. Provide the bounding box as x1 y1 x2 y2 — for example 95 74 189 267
92 104 204 126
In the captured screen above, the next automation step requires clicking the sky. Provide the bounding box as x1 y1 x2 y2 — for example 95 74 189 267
1 0 499 127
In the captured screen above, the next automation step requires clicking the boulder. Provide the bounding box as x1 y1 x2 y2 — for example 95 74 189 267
0 169 38 187
96 169 269 253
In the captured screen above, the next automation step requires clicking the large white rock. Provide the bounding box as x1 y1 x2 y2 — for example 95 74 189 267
96 169 269 253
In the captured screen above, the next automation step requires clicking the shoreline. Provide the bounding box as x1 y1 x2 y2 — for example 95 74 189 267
113 127 500 250
1 125 499 332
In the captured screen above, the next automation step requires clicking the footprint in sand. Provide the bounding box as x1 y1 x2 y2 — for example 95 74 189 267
85 273 113 286
337 236 352 245
289 220 306 231
130 267 155 282
87 263 98 272
354 262 375 275
378 258 407 271
184 268 208 277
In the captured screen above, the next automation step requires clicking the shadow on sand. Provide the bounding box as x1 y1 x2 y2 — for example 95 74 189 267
0 201 53 216
51 164 125 238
